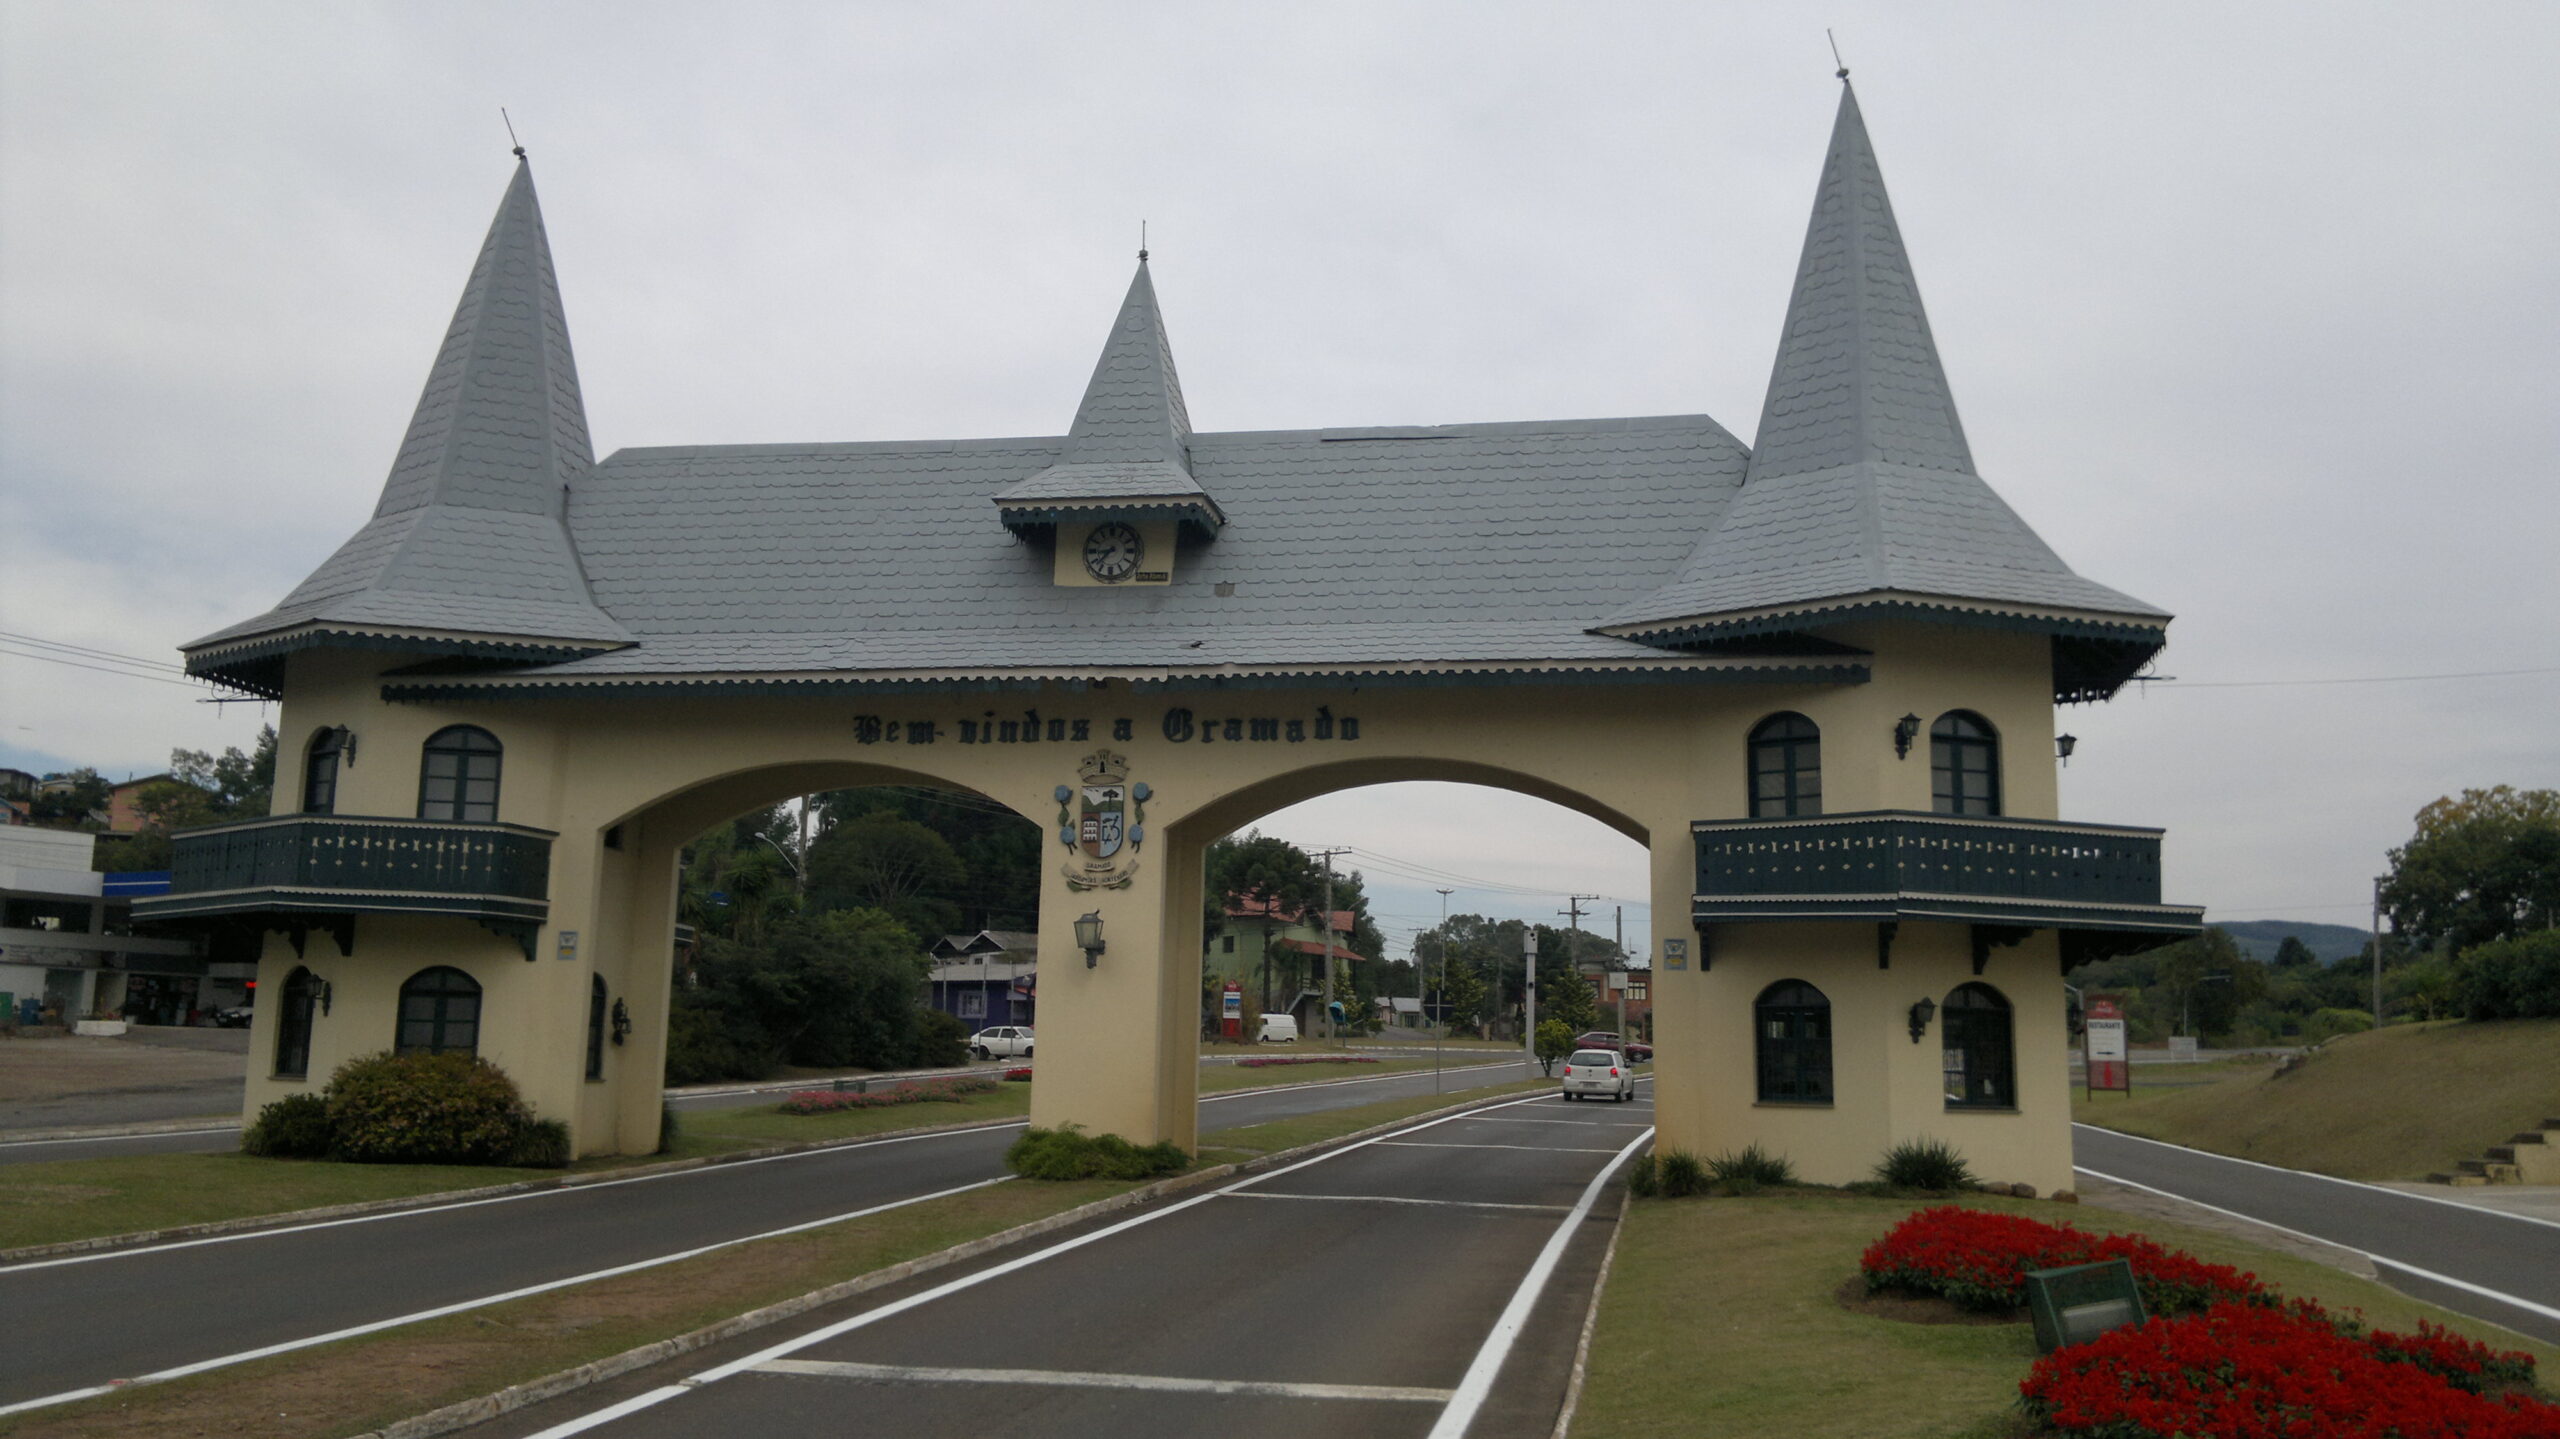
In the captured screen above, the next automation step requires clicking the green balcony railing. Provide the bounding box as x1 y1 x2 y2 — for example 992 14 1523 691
1691 811 2200 939
134 816 555 953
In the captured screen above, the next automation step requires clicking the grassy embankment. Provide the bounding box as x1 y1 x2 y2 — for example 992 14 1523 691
2072 1017 2560 1179
0 1055 1473 1251
0 1077 1543 1439
1572 1190 2560 1439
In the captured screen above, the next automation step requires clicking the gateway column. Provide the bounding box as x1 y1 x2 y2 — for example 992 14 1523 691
1027 816 1205 1153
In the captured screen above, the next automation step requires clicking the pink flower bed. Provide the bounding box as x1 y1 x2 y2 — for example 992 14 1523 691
778 1075 999 1113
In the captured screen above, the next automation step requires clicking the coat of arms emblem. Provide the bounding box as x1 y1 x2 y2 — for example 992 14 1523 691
1056 750 1149 891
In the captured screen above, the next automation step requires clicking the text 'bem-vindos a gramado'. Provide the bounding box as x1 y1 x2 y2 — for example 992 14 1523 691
848 707 1362 747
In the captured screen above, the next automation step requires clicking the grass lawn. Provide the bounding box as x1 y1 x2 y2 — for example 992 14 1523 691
1197 1077 1549 1162
1572 1189 2560 1439
2073 1017 2560 1179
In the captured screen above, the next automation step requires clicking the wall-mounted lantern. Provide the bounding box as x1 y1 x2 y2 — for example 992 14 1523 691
1908 996 1937 1043
317 977 334 1016
1075 910 1106 968
329 726 357 767
2056 734 2078 766
610 998 631 1045
1893 713 1922 759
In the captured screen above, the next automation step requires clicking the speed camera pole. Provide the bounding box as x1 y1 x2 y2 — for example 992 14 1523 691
1434 888 1453 1093
1522 926 1539 1074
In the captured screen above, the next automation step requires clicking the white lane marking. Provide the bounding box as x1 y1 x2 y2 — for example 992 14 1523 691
2076 1164 2560 1328
0 1127 238 1150
0 1177 1011 1421
0 1121 1033 1274
754 1358 1455 1403
1199 1061 1520 1104
1227 1192 1572 1215
2074 1123 2560 1235
1452 1117 1651 1128
1376 1141 1625 1154
1424 1125 1652 1439
517 1088 1572 1438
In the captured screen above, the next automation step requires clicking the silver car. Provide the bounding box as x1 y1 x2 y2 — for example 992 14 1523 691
1560 1049 1634 1102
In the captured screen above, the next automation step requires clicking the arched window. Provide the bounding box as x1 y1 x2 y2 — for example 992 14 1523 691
586 974 608 1081
302 730 344 815
274 966 317 1078
1748 713 1823 818
1942 982 2014 1109
1754 980 1832 1103
418 726 502 822
1931 711 2001 816
396 966 482 1056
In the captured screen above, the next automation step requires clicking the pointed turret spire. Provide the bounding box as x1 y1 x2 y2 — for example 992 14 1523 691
185 160 628 693
994 256 1224 538
1601 85 2168 699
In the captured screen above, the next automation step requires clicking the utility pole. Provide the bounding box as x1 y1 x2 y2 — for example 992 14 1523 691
1613 904 1627 1046
1521 925 1538 1073
1434 887 1454 1092
1560 894 1597 1027
1314 848 1350 1042
2371 875 2387 1029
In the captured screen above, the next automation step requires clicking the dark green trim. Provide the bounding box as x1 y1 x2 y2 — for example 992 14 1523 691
186 630 622 699
1614 600 2166 703
997 500 1226 541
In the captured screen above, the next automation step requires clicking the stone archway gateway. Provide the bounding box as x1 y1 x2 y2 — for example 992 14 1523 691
141 83 2199 1193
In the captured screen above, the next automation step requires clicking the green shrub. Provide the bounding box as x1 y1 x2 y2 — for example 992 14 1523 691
908 1007 969 1068
664 1002 781 1085
2456 931 2560 1020
1004 1123 1189 1182
242 1093 333 1158
2302 1007 2377 1044
506 1118 573 1168
1624 1153 1661 1198
1875 1137 1975 1191
1656 1149 1708 1198
1706 1143 1797 1195
658 1101 680 1155
323 1051 532 1165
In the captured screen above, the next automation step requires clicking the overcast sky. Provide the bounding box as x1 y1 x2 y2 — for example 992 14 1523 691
4 2 2554 957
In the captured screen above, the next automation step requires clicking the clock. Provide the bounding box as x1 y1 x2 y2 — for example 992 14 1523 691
1082 522 1143 582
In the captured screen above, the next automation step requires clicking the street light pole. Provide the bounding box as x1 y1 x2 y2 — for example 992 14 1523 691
2371 875 2387 1029
1434 887 1453 1093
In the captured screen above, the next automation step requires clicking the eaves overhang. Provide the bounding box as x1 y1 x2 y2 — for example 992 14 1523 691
182 625 631 700
995 495 1227 541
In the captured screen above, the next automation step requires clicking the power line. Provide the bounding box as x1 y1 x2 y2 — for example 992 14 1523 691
0 630 191 673
2148 665 2560 691
0 645 209 690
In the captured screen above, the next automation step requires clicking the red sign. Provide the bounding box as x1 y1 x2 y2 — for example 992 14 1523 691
2085 995 2129 1093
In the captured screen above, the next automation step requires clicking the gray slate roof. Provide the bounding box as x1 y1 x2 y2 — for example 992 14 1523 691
1606 85 2165 638
186 160 628 662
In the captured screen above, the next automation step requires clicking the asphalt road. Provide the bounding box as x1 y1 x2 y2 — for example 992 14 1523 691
2073 1124 2560 1345
0 1057 1538 1415
469 1084 1651 1439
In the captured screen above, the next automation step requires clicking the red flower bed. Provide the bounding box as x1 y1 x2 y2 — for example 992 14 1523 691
1002 1067 1033 1082
2022 1301 2560 1439
778 1076 999 1113
1235 1056 1382 1069
1860 1206 2269 1314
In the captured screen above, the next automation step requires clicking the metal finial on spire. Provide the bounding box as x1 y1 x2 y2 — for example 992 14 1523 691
1827 29 1849 80
501 106 526 159
1138 220 1148 262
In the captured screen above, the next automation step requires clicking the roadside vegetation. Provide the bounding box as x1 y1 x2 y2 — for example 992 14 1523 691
2073 1016 2560 1179
1571 1190 2560 1439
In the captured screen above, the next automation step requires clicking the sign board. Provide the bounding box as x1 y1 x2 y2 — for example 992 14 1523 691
556 930 579 963
1221 984 1242 1017
1662 938 1688 971
2084 995 2129 1094
2168 1035 2199 1063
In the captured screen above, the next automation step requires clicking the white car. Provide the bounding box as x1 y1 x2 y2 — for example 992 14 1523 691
968 1025 1034 1060
1559 1049 1634 1102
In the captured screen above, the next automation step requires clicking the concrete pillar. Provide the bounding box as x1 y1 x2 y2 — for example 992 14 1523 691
1026 827 1205 1151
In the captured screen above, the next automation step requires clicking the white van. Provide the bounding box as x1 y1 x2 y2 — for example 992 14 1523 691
1257 1013 1300 1044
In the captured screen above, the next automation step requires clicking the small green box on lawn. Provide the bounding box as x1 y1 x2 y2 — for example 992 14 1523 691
2025 1258 2146 1353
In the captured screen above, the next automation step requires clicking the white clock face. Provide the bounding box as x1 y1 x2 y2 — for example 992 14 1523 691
1082 523 1142 582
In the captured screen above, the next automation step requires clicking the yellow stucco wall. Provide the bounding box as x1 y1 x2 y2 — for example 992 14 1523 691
243 621 2079 1187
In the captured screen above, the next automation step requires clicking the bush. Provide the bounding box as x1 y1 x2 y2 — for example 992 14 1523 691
1005 1123 1189 1181
1624 1153 1661 1198
658 1101 679 1155
908 1007 969 1068
664 1002 782 1085
1656 1149 1708 1198
2302 1007 2377 1044
323 1051 533 1165
506 1118 573 1168
2458 931 2560 1020
1706 1143 1797 1195
1875 1137 1975 1191
242 1093 333 1158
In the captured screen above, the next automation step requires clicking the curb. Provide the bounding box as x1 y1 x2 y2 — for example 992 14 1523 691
0 1115 238 1145
350 1083 1543 1439
1547 1193 1629 1439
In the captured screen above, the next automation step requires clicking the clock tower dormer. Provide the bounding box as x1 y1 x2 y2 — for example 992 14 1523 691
994 254 1223 587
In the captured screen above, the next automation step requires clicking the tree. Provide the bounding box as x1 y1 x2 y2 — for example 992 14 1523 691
1534 1019 1576 1076
2383 787 2560 953
2148 928 2267 1039
806 808 968 941
677 907 931 1073
1205 833 1321 1009
2270 936 2318 970
100 728 280 871
29 769 110 826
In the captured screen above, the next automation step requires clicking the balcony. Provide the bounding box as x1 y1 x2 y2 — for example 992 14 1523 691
1691 811 2201 969
133 816 554 959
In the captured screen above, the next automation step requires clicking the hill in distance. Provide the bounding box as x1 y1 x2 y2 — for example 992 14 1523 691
2217 918 2370 965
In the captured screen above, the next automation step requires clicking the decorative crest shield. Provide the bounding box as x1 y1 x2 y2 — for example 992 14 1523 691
1055 750 1149 891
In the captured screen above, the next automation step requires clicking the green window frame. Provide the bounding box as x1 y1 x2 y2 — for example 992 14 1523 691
396 965 482 1057
1942 982 2014 1109
418 725 502 823
274 966 317 1078
302 730 343 816
1753 979 1832 1103
1931 711 2001 816
1748 712 1823 818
